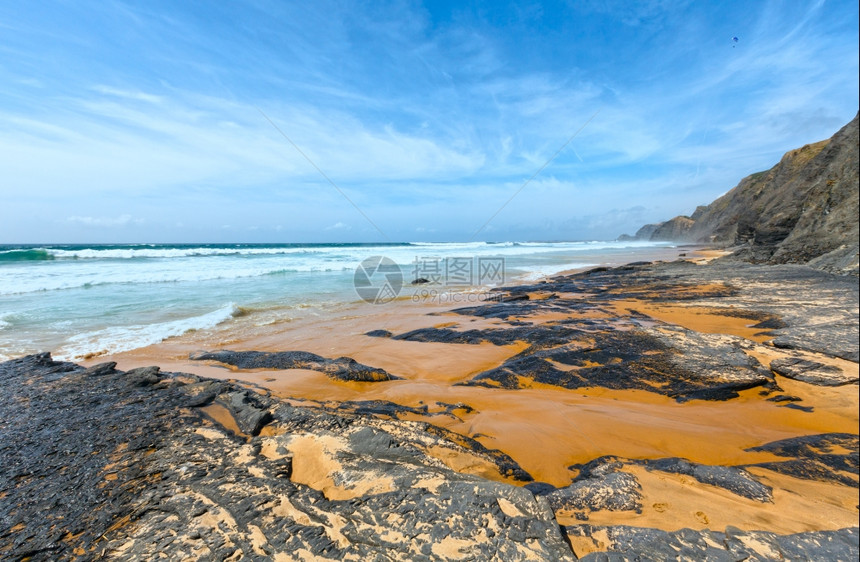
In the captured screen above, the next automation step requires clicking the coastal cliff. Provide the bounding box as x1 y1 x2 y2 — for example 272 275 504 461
621 113 859 273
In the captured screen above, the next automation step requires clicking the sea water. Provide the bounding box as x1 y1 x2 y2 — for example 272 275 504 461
0 241 675 360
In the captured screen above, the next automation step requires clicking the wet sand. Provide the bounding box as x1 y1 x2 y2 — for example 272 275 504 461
84 248 859 536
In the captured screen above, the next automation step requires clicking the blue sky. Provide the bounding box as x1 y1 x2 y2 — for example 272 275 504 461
1 0 857 243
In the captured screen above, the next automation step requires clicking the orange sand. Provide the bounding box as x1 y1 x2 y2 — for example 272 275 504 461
84 257 859 535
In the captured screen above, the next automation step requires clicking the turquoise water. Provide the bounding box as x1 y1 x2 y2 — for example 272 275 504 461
0 241 674 360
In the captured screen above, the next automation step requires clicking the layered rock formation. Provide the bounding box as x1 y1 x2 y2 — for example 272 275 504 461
2 257 858 560
620 113 859 273
0 354 572 560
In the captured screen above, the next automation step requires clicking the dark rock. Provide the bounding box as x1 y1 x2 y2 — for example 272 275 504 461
182 380 223 407
770 356 857 386
745 433 859 487
622 113 859 273
548 457 642 513
0 354 572 560
569 525 859 561
411 277 431 284
464 326 772 402
639 457 772 502
364 329 393 338
324 398 474 421
524 482 557 496
750 317 788 329
224 390 273 435
391 324 582 348
190 350 400 382
124 366 161 386
766 394 803 403
84 361 117 376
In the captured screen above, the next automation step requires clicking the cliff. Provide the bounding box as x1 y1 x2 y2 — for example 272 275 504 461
621 112 859 273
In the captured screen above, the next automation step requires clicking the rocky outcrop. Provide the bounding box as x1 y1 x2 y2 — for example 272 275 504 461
2 255 858 560
694 113 859 272
0 353 572 560
461 324 774 401
770 356 859 386
632 222 662 240
190 350 400 382
650 215 695 241
546 457 643 513
567 525 859 561
377 259 857 399
619 112 859 273
639 457 773 502
744 433 859 488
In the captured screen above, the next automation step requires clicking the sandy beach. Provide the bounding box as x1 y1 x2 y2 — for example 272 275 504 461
80 249 859 546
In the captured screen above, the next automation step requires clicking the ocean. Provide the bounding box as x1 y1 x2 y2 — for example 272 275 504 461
0 241 677 361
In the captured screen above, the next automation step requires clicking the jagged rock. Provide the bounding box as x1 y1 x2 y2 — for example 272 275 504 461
182 380 223 407
744 433 859 487
362 259 855 401
638 457 772 502
391 324 581 348
84 361 117 376
463 326 772 401
224 390 273 435
322 398 473 421
548 457 642 513
190 350 401 382
124 365 161 386
550 455 773 517
650 216 695 241
568 524 859 561
1 353 570 560
618 113 859 273
770 356 858 386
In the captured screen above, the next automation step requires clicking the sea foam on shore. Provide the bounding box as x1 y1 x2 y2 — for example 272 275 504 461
0 240 677 360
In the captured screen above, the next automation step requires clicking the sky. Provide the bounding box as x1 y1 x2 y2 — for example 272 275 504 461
1 0 857 243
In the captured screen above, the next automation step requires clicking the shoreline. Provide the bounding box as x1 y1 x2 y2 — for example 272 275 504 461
3 251 858 558
79 243 703 365
0 240 688 363
78 250 858 534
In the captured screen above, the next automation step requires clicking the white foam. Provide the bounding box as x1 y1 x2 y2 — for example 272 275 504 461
46 246 321 259
42 240 668 260
515 263 598 282
0 259 348 295
0 241 675 296
56 303 239 360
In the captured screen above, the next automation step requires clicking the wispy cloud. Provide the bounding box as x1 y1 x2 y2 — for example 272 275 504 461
325 221 351 231
0 0 856 243
66 214 143 227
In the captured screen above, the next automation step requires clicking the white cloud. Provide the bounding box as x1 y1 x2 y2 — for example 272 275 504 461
325 221 351 230
65 214 142 227
91 85 164 104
